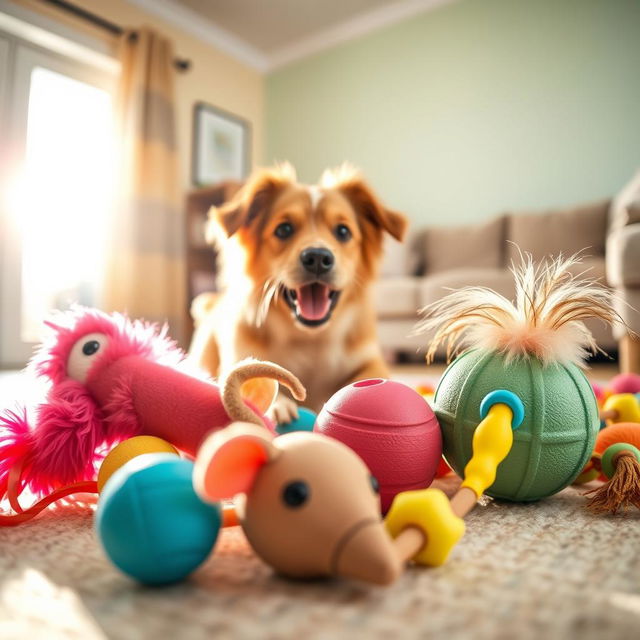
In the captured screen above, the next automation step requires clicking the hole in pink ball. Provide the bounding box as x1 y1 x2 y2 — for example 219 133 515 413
353 378 384 388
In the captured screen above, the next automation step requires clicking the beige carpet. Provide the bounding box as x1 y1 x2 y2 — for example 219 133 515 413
1 366 636 639
1 475 639 640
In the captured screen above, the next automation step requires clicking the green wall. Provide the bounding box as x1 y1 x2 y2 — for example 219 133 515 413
266 0 640 225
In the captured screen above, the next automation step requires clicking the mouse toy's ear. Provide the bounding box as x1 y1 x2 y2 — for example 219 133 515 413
193 422 279 502
207 163 297 239
240 378 279 415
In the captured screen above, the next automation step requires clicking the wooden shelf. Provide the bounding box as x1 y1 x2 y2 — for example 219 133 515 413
184 181 242 343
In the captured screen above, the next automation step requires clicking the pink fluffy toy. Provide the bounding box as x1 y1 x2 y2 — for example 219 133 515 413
0 307 305 525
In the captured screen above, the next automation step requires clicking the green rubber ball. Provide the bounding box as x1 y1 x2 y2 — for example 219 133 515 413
434 349 599 501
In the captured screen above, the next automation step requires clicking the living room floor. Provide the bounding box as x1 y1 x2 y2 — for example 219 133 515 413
0 363 637 640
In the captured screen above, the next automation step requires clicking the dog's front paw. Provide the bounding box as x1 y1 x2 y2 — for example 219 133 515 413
267 394 299 426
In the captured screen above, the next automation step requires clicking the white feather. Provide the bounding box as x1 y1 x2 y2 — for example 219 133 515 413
415 252 627 367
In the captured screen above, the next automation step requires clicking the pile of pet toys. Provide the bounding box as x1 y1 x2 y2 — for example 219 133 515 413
0 253 637 587
575 372 640 512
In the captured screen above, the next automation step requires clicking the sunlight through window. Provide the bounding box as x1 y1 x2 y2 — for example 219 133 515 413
19 66 114 342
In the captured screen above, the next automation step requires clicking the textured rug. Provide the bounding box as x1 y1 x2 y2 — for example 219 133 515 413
1 369 638 639
1 476 639 640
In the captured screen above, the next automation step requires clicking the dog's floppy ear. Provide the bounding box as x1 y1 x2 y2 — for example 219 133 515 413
321 164 408 242
208 164 297 239
193 422 279 502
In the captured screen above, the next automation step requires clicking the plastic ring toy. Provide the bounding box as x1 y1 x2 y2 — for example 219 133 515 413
601 442 640 480
479 390 525 428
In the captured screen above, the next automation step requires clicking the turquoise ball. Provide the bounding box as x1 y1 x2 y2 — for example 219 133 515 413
435 349 599 501
96 454 221 584
276 407 317 435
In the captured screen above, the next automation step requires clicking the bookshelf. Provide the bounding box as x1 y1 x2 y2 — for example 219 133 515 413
185 181 242 342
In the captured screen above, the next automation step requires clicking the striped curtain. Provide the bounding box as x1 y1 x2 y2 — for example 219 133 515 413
104 27 186 344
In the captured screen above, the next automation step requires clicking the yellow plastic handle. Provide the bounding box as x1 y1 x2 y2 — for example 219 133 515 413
461 404 514 497
385 488 465 567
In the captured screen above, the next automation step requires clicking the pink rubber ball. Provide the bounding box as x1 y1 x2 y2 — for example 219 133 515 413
315 378 442 513
610 373 640 395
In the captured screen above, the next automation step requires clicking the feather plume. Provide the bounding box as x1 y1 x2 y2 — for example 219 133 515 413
415 251 627 367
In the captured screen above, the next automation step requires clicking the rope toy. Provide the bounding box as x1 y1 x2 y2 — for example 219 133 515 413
581 423 640 514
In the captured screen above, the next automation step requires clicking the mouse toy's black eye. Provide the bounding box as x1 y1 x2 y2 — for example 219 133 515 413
274 222 294 239
334 224 352 242
82 340 101 356
282 480 310 507
370 475 380 494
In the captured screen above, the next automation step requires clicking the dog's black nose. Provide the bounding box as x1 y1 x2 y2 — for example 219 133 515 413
300 247 334 275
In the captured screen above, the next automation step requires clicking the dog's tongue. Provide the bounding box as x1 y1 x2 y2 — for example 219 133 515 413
296 283 332 321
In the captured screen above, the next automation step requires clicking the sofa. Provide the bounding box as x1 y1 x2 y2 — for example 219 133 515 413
606 170 640 372
375 171 640 372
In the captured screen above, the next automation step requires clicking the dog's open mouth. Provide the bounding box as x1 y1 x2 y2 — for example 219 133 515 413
284 283 341 327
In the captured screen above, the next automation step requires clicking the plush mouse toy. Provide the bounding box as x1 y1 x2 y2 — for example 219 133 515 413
0 307 305 523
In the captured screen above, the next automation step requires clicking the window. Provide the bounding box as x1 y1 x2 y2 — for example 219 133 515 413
0 22 116 367
18 67 114 342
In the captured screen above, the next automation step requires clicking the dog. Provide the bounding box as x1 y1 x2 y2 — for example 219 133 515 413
189 163 407 423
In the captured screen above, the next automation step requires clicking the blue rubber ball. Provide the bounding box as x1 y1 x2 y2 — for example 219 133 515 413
276 407 317 435
96 454 221 585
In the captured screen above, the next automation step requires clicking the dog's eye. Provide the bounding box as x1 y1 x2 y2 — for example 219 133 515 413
275 222 294 239
282 480 309 508
370 475 380 494
334 224 352 242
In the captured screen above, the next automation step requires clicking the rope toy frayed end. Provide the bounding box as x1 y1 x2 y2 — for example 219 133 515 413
584 451 640 515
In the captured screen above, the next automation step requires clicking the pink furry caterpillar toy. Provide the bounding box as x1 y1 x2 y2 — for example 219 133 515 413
0 307 305 525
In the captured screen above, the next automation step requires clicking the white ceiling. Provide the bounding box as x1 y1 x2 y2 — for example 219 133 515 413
128 0 453 71
177 0 398 54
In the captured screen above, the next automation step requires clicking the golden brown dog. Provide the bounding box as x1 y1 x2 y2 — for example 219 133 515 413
189 163 407 423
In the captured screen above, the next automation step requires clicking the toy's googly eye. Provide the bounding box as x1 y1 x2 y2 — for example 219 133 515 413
282 480 309 508
82 340 100 356
67 332 109 383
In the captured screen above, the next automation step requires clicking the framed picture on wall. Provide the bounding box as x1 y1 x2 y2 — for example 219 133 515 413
192 102 251 186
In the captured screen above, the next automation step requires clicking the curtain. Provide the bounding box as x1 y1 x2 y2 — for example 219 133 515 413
104 27 186 344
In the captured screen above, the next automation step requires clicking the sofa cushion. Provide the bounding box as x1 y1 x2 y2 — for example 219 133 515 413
569 256 607 284
417 268 515 309
421 216 505 274
610 169 640 232
566 257 611 348
377 318 426 353
380 235 408 277
408 229 429 275
374 277 420 317
507 200 609 264
606 224 640 288
380 231 424 277
611 287 640 337
556 255 606 285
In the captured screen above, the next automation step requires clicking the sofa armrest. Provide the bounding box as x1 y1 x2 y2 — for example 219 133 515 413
606 223 640 289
